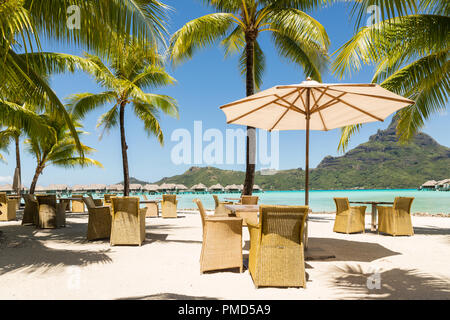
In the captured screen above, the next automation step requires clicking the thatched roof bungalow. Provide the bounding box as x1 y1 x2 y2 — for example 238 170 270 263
191 183 207 192
421 180 437 190
209 184 224 192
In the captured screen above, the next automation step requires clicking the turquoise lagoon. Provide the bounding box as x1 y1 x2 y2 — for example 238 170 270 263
126 189 450 214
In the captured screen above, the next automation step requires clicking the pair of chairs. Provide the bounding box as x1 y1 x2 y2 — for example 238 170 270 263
333 197 414 236
84 196 147 245
0 192 17 221
22 194 68 229
194 199 309 288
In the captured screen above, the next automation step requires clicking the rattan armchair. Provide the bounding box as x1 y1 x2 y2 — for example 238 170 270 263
378 197 414 236
333 198 366 234
0 192 16 221
110 197 147 246
71 194 85 213
35 195 67 228
82 197 112 240
240 195 259 205
247 205 309 288
212 195 233 216
22 194 38 225
194 199 243 274
88 195 103 207
143 195 159 217
161 195 177 218
103 194 115 206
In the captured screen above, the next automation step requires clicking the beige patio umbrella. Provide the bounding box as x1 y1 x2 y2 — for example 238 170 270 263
220 78 414 205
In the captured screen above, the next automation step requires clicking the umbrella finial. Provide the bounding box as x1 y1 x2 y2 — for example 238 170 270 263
306 77 312 81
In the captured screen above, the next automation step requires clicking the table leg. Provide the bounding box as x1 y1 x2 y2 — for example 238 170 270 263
371 204 377 232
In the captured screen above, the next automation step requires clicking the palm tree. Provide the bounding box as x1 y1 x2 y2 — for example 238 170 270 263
332 0 449 151
1 0 172 152
170 0 330 195
25 113 102 194
68 44 178 196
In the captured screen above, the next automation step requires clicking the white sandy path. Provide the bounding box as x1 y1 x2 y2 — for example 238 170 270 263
0 211 449 300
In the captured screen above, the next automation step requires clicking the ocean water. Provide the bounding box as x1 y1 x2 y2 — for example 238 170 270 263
119 189 450 214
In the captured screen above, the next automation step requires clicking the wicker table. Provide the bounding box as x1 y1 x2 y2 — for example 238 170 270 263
349 201 394 231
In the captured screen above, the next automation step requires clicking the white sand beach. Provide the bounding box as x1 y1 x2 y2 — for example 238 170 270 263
0 211 449 300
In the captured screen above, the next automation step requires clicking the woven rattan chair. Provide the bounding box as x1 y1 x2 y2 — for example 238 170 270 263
82 197 112 240
0 192 16 221
88 195 103 207
240 195 259 205
22 194 38 225
35 195 67 228
333 198 366 234
378 197 414 236
142 195 159 217
212 195 233 216
71 194 85 213
194 199 243 274
103 194 115 206
110 197 147 246
247 205 309 288
161 195 177 218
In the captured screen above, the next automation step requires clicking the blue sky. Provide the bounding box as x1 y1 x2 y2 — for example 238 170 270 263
1 0 448 187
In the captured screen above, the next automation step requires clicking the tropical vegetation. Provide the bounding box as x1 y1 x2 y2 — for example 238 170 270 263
170 0 330 195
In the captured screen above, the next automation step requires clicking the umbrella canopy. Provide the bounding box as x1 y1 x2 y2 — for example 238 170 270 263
12 168 21 194
220 79 414 205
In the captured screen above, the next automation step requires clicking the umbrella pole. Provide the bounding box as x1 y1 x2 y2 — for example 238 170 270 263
305 88 310 206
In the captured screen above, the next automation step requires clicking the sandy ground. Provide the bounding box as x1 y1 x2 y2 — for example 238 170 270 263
0 210 449 300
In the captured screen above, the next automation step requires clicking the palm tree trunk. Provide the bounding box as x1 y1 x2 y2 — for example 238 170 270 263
30 165 43 194
243 33 257 196
119 102 130 196
15 135 21 196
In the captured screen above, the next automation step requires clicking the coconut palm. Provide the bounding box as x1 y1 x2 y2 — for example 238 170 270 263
68 43 178 196
25 112 102 194
170 0 330 195
1 0 171 152
333 0 449 151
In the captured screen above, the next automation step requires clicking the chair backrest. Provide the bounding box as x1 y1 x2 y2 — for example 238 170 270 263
258 205 309 247
163 194 176 204
104 194 115 203
394 197 414 213
23 194 37 204
241 195 259 205
83 196 96 210
334 198 350 214
212 195 219 208
36 194 57 207
0 192 7 204
193 198 207 229
111 197 139 218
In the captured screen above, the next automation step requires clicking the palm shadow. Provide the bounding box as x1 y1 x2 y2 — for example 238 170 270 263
117 293 219 300
332 265 450 299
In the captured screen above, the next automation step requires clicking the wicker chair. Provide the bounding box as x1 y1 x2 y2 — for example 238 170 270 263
35 195 67 228
103 194 115 206
143 195 159 217
333 198 366 234
71 194 85 213
378 197 414 236
161 195 178 218
88 195 103 207
22 194 38 225
212 195 233 216
82 197 112 240
0 192 16 221
240 195 259 205
194 199 243 274
110 197 147 246
247 205 309 288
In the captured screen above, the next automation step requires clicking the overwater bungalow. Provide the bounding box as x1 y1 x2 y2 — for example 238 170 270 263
253 185 263 193
436 179 450 191
209 184 224 192
191 183 207 193
420 180 438 190
224 184 240 193
175 184 188 193
0 184 13 194
143 184 159 194
71 184 87 193
158 183 176 193
130 184 143 192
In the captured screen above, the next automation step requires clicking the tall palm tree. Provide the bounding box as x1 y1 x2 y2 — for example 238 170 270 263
1 0 172 152
68 44 178 196
170 0 330 195
332 0 449 151
26 112 102 194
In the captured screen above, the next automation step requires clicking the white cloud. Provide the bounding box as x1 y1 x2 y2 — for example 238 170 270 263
0 176 13 183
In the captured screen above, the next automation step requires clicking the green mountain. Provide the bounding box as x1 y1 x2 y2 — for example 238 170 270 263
131 121 450 190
